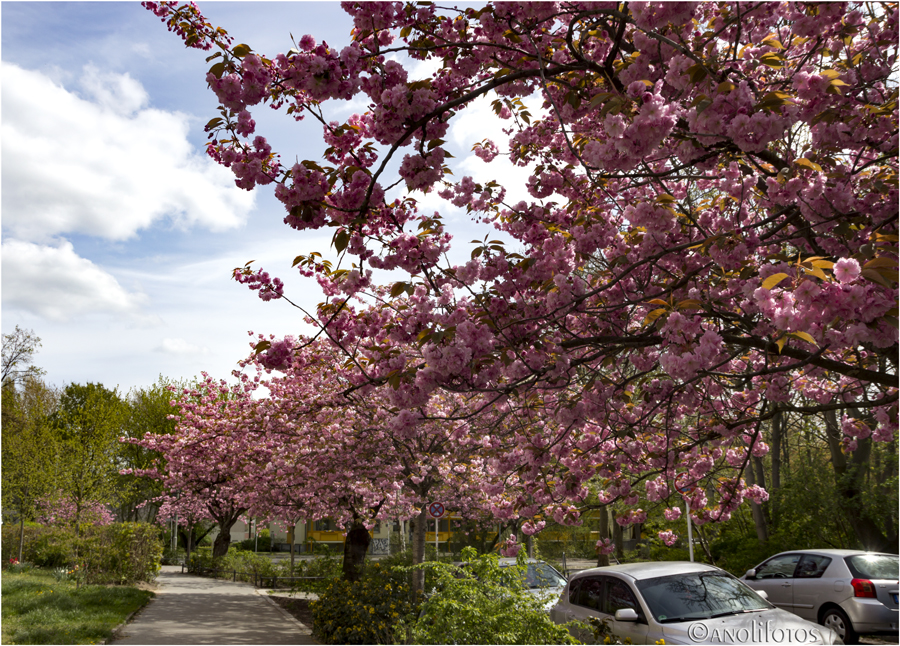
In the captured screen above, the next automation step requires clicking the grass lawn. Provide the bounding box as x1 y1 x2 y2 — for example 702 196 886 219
1 568 154 645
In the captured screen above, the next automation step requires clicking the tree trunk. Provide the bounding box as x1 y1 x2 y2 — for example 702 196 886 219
342 520 371 582
526 533 534 558
411 507 427 598
288 524 295 577
824 410 891 551
18 515 25 563
613 515 624 561
770 409 783 527
185 522 193 565
596 505 610 567
213 519 238 558
744 461 769 543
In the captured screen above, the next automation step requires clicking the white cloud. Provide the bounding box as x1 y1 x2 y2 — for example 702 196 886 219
1 240 148 321
1 62 255 243
78 64 149 115
154 338 210 355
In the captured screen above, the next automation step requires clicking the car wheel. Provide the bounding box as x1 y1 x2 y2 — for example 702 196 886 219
822 607 859 644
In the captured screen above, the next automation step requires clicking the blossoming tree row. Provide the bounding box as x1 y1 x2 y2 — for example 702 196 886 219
141 0 898 562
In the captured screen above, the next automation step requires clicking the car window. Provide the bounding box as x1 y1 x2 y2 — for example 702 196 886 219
568 578 581 604
636 572 770 623
572 577 604 612
755 554 800 579
846 554 900 580
605 578 641 618
796 555 831 579
528 563 566 588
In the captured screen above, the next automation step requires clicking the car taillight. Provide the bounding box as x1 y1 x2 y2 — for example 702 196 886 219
851 578 877 598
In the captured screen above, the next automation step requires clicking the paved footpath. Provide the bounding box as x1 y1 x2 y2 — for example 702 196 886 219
112 565 318 645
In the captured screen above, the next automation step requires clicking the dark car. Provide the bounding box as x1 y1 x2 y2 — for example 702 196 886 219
742 549 898 644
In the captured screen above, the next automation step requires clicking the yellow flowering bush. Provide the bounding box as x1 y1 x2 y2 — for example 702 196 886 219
310 562 416 644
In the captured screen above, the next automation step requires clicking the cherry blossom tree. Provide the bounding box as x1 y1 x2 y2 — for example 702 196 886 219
35 495 115 527
127 375 268 557
237 335 505 588
155 495 216 564
147 1 898 548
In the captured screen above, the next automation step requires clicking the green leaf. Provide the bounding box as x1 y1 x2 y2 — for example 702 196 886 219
761 273 790 290
333 230 349 253
758 52 784 68
643 308 668 325
794 158 823 173
208 62 227 79
687 64 707 83
390 282 408 298
788 331 817 345
232 44 252 58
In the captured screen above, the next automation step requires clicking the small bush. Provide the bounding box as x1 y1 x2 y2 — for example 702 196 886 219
189 547 285 583
289 552 342 594
76 523 163 584
311 561 416 645
238 528 271 552
1 523 162 585
7 559 35 574
406 548 577 645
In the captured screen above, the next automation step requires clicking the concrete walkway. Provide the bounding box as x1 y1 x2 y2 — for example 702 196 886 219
112 565 318 645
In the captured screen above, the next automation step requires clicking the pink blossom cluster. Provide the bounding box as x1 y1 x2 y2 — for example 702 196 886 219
657 530 678 547
595 537 616 555
36 496 115 527
232 267 283 301
142 1 223 51
213 136 278 190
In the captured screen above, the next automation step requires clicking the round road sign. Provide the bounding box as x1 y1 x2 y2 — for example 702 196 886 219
428 502 445 519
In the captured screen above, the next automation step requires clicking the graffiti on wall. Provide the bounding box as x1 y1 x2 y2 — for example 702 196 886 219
369 538 390 555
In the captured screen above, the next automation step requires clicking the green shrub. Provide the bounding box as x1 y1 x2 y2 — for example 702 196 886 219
160 547 185 565
289 552 342 594
238 528 271 552
76 523 163 584
189 547 285 584
406 548 577 645
311 561 417 645
375 547 457 593
2 524 71 568
1 523 162 585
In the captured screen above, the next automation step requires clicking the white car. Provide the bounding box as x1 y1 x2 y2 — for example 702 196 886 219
497 557 567 611
550 561 843 644
742 549 898 644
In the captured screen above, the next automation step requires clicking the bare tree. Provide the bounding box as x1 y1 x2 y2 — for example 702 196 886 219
2 326 45 388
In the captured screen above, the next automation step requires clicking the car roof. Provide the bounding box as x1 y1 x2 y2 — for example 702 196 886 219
767 549 897 558
569 561 721 581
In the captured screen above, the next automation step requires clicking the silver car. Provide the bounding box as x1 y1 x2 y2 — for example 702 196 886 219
742 549 899 644
550 561 842 644
497 557 567 611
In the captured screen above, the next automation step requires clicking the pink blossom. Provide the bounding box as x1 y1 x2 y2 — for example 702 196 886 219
834 258 861 283
658 530 678 547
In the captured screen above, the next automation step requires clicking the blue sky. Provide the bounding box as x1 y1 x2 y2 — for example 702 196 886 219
1 1 531 395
